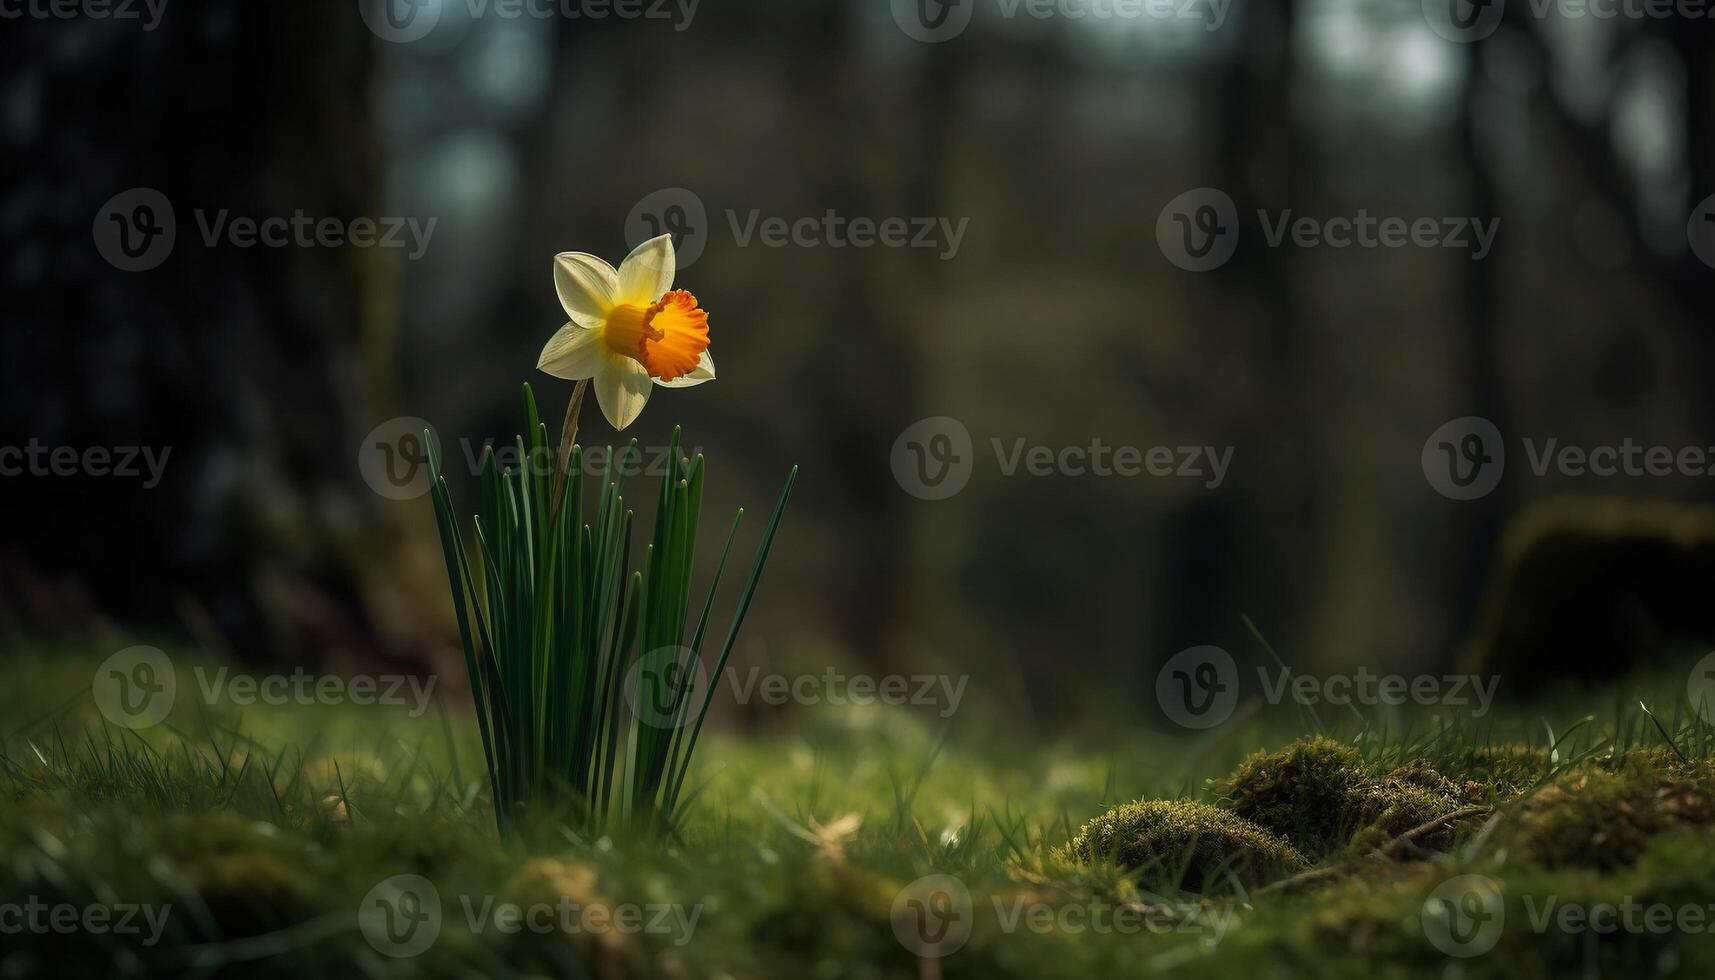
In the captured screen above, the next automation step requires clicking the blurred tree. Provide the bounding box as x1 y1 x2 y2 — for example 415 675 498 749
0 3 396 664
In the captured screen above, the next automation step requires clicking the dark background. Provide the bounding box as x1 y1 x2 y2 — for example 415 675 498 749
4 0 1714 725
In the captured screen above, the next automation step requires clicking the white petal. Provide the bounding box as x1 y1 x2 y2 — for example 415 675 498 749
554 252 619 327
594 353 652 430
616 234 676 306
653 350 716 389
536 320 605 380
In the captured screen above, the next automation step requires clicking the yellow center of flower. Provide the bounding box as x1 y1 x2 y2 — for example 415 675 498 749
602 289 710 382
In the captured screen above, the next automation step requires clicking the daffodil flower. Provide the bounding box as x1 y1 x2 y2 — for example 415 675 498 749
537 234 715 429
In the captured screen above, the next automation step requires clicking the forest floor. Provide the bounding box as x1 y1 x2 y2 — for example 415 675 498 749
3 645 1714 979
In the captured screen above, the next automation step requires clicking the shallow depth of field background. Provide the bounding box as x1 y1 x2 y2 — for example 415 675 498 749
3 1 1713 730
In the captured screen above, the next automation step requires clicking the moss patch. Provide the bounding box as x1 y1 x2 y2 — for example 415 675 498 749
1063 799 1307 891
1347 763 1475 853
1214 738 1477 858
1508 761 1715 870
1212 737 1366 857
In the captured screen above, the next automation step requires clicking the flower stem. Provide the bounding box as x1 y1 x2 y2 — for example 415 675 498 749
550 379 588 520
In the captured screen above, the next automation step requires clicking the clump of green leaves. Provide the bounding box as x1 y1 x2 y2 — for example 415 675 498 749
1061 799 1307 891
425 384 796 837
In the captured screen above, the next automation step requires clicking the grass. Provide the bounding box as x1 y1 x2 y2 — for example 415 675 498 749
424 384 797 838
4 647 1715 978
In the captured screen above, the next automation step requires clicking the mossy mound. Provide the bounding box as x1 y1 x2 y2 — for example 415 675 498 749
1063 799 1307 891
1212 737 1367 857
1214 738 1476 858
1347 764 1475 853
1509 763 1715 870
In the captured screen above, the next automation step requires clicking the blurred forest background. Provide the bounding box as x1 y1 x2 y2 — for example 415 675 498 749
3 0 1713 726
